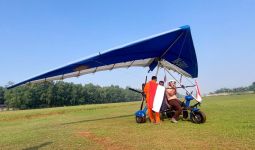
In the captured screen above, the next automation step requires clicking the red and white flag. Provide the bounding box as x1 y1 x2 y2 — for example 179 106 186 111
147 81 165 112
152 85 165 112
195 80 202 102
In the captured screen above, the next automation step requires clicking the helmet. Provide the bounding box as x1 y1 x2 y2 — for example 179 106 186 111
169 80 176 83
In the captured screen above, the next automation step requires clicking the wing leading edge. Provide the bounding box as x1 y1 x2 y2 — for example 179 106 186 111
8 25 198 89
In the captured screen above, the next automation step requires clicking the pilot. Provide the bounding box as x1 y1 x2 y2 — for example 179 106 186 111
165 80 182 123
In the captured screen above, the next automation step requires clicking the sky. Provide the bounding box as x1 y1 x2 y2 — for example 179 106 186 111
0 0 255 94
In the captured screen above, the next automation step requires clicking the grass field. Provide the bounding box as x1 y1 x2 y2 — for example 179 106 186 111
0 94 255 150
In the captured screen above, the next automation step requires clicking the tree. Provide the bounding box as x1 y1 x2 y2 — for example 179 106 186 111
3 81 141 109
249 82 255 91
0 86 5 104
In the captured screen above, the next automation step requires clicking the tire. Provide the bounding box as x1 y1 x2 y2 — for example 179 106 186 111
136 116 146 123
191 111 206 124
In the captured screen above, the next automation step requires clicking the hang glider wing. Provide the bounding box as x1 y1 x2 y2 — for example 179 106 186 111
8 25 198 89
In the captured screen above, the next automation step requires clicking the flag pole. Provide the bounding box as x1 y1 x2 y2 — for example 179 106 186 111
155 62 160 77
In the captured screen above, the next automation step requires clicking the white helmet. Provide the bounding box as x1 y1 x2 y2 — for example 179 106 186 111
169 80 176 83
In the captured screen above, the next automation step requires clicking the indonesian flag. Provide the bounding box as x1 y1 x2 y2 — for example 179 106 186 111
195 80 202 102
147 81 165 112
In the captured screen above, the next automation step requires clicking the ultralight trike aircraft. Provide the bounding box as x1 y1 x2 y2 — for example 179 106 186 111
8 25 206 124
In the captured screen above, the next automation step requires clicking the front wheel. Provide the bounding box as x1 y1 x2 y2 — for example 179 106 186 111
191 111 206 124
136 116 146 123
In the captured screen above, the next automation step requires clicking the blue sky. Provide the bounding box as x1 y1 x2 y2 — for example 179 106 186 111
0 0 254 94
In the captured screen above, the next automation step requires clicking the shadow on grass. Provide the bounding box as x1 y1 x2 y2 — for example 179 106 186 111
22 142 53 150
62 114 133 125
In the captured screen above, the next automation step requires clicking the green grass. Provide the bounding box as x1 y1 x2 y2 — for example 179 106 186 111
0 94 255 150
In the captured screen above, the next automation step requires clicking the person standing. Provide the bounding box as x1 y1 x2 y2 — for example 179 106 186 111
143 76 161 124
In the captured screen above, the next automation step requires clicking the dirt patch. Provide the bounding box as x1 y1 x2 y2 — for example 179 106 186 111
77 131 132 150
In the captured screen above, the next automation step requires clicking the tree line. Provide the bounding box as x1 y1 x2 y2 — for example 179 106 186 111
213 82 255 94
0 81 141 109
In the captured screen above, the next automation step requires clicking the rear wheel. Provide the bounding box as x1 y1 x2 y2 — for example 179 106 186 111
191 111 206 124
136 116 146 123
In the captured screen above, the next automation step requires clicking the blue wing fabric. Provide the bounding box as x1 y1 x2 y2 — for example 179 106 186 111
8 25 198 89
